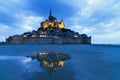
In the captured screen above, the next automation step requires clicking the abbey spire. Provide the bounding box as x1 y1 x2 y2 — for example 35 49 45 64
49 9 52 16
48 9 56 22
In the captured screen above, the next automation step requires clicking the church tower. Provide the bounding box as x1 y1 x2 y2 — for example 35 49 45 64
49 9 52 17
41 9 65 29
48 9 56 22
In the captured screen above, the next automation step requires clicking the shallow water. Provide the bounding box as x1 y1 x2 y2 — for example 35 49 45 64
0 44 120 80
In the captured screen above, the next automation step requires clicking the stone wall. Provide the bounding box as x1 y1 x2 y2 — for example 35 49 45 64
6 37 91 44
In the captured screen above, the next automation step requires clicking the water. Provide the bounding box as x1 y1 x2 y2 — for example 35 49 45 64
0 44 120 80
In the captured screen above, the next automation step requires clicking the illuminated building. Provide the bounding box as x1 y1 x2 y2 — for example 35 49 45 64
41 9 65 29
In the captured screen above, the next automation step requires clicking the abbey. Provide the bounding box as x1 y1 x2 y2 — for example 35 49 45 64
6 10 91 44
41 10 65 29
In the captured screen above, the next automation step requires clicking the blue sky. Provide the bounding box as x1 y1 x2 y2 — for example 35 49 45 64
0 0 120 44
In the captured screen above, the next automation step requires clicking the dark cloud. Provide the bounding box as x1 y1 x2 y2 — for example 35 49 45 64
0 13 20 28
26 0 76 19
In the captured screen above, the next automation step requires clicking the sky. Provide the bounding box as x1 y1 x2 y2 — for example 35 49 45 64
0 0 120 44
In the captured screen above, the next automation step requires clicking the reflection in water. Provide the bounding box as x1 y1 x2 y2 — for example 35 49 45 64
29 52 71 74
25 52 73 80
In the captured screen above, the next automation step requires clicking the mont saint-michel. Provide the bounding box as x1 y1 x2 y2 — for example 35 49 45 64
6 10 91 44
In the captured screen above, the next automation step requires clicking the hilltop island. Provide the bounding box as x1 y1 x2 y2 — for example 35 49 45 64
6 10 91 44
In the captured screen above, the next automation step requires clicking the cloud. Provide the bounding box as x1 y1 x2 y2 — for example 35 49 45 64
70 25 95 35
59 0 87 9
0 24 13 41
0 0 31 27
0 0 27 15
93 31 120 44
0 36 6 41
14 14 43 31
0 14 43 41
0 24 10 32
0 0 44 41
61 0 120 44
70 17 120 44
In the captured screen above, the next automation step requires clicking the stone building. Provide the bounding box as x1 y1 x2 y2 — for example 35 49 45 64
41 10 65 29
